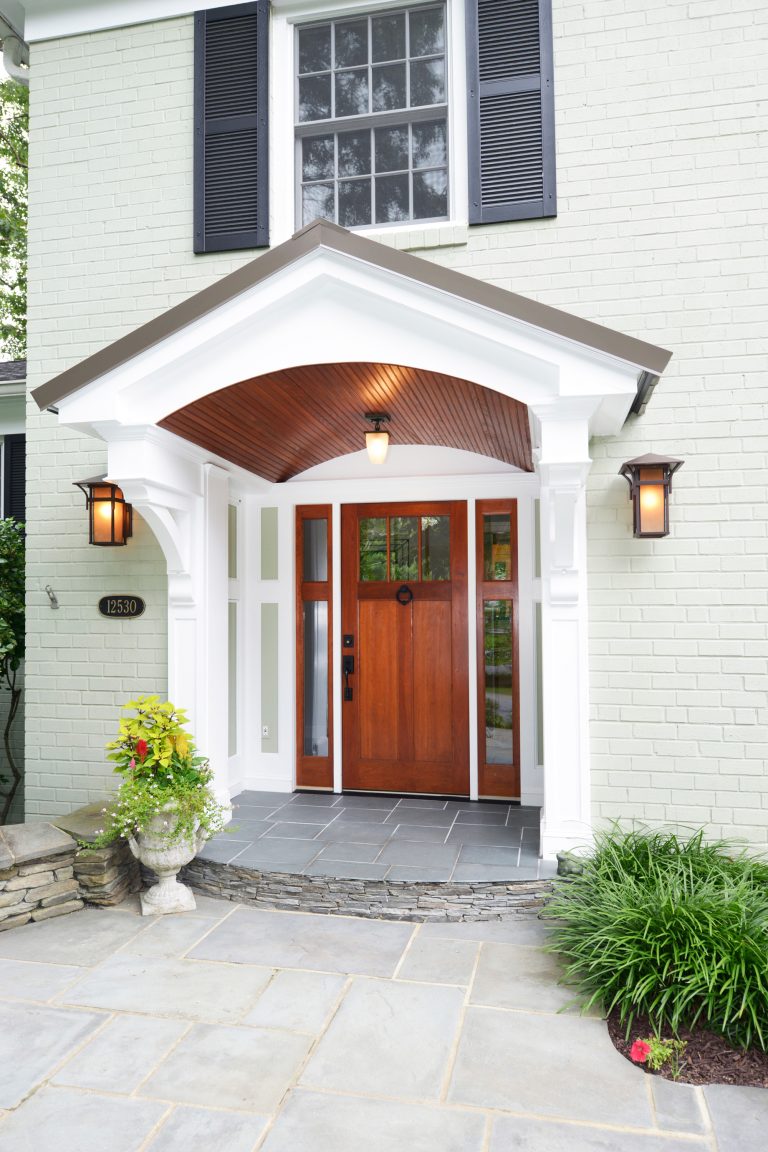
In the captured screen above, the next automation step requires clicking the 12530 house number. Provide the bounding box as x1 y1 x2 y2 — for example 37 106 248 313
98 596 146 619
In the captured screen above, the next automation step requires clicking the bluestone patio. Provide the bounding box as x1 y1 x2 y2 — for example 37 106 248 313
0 896 764 1151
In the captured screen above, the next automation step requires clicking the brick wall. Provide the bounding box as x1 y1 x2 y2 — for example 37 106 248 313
26 2 768 845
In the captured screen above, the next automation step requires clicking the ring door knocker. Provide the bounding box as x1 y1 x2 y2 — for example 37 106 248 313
396 585 414 606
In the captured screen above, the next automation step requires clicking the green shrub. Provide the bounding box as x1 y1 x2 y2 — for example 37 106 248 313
543 825 768 1050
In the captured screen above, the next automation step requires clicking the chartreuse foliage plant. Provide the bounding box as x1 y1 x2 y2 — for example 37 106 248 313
96 695 226 847
543 825 768 1051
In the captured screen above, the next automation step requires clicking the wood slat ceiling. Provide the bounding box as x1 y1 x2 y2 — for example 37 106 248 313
159 363 532 482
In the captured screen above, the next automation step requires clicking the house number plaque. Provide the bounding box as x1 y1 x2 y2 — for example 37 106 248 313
98 595 146 619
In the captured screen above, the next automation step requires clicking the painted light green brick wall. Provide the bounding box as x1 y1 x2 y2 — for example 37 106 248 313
26 3 768 845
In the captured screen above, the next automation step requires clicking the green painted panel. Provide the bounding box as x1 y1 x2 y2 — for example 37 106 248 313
228 505 238 580
261 603 279 753
260 507 278 580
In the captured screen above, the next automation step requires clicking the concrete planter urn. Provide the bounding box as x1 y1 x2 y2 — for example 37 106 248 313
129 806 206 916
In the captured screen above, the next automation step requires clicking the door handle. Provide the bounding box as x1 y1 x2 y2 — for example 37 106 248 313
343 654 354 701
396 585 414 605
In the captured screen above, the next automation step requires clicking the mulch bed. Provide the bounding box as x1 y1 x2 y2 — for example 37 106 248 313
607 1007 768 1088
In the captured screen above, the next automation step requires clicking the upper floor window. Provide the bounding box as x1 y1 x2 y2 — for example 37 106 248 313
295 5 449 229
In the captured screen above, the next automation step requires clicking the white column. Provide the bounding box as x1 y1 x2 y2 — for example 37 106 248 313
535 413 593 858
198 464 230 806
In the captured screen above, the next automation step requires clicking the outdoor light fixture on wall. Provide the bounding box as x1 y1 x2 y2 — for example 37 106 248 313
365 412 391 465
74 477 134 546
619 453 684 538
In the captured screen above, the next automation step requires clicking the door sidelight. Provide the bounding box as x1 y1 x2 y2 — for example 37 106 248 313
343 654 354 701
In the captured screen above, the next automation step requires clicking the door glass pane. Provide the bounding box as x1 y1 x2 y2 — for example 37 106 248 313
303 518 328 581
227 505 238 579
360 517 387 580
483 513 512 581
421 515 450 581
391 516 418 581
484 600 513 765
303 601 329 757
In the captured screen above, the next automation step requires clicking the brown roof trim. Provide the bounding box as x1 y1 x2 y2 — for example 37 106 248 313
33 220 672 412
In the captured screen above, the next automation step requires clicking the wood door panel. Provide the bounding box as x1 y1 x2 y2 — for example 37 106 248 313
413 601 453 764
358 600 400 762
342 500 469 796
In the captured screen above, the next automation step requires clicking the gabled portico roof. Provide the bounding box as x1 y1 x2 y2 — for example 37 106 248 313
33 220 671 414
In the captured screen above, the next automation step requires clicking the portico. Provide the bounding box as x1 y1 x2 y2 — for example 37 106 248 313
33 220 672 857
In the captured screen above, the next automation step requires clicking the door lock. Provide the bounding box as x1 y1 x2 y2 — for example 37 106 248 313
343 654 354 701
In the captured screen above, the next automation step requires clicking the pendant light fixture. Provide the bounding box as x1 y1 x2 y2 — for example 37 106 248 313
365 412 391 465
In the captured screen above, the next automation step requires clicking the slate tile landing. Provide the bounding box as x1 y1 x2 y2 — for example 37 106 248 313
198 791 550 882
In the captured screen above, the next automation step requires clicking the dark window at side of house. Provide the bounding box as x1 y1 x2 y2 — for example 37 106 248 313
3 434 25 522
466 0 556 224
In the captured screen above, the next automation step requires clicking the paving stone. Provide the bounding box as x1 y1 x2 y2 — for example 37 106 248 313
470 942 578 1013
300 977 464 1099
58 953 271 1022
284 793 341 807
377 840 461 868
389 824 451 843
196 838 252 865
397 935 479 985
420 917 550 946
235 791 294 806
119 914 220 958
313 843 382 863
220 819 274 837
243 970 345 1033
650 1078 708 1134
141 1023 311 1112
445 824 522 846
703 1084 768 1151
454 810 510 825
315 822 396 845
334 795 397 810
0 1086 166 1152
190 906 414 977
0 823 76 866
449 1007 652 1127
229 805 285 823
458 843 522 866
0 1002 103 1108
52 1014 189 1092
331 808 390 824
0 957 81 1002
260 1088 487 1152
263 822 327 840
385 809 456 827
0 906 147 965
147 1106 268 1152
488 1114 707 1150
229 840 321 869
395 798 451 810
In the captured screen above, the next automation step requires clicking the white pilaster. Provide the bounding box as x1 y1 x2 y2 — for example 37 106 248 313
534 412 593 858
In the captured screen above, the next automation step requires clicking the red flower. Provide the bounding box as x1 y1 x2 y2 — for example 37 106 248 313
630 1040 651 1064
135 739 149 763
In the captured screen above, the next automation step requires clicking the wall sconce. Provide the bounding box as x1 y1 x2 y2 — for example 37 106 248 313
365 412 391 465
74 476 134 546
619 453 684 538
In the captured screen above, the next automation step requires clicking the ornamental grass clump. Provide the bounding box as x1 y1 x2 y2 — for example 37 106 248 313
543 825 768 1051
95 695 226 848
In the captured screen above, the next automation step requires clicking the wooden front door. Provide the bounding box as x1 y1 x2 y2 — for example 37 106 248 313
341 502 469 795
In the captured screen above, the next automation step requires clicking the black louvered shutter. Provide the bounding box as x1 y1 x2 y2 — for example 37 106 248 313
194 1 269 252
3 434 25 522
467 0 556 224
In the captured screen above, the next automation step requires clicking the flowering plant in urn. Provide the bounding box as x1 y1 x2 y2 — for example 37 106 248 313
100 695 227 915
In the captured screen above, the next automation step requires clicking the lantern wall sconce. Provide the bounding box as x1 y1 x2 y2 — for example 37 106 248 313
619 453 684 538
74 477 134 546
365 412 391 465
